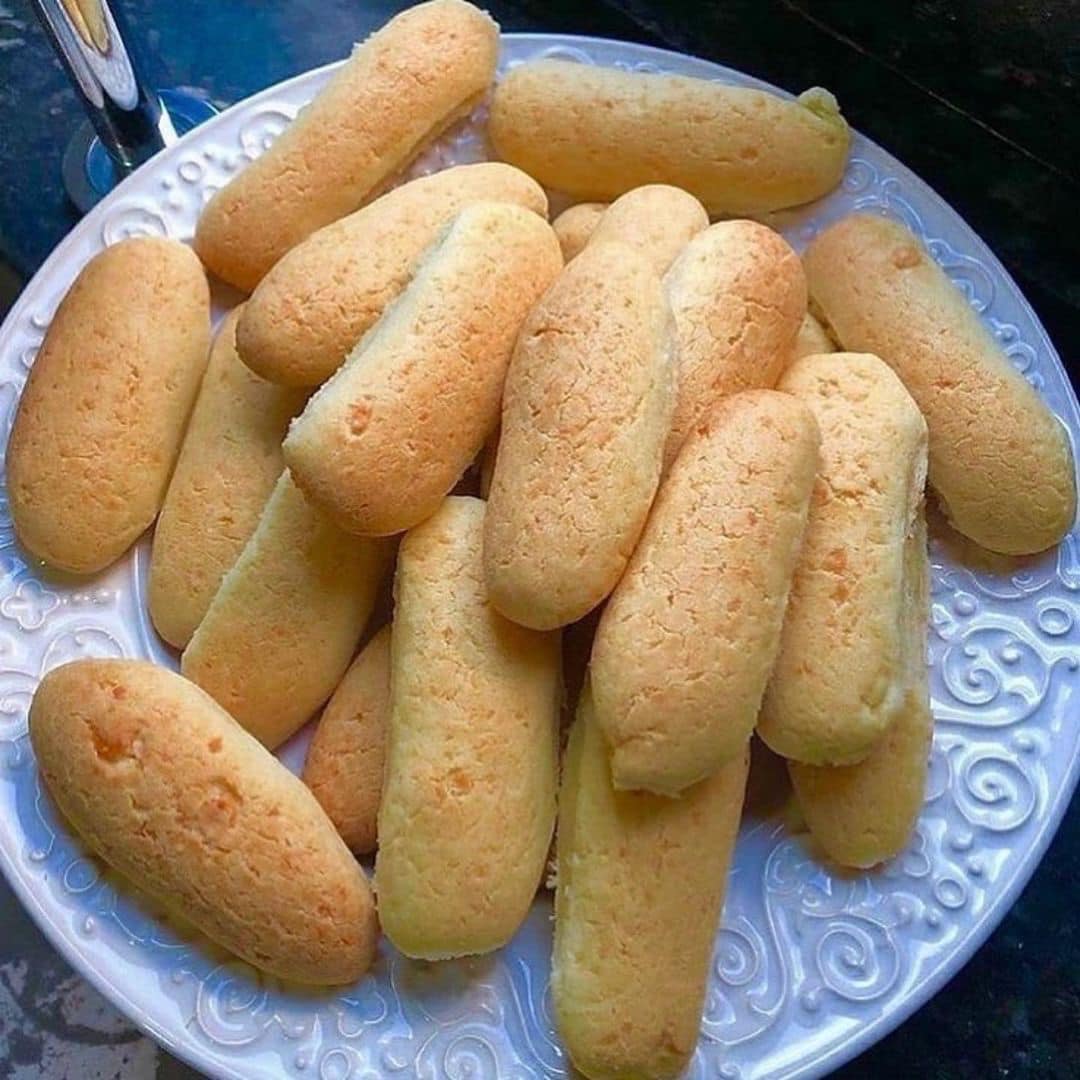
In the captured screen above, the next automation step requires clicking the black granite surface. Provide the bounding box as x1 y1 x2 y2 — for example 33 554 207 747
0 2 1077 1077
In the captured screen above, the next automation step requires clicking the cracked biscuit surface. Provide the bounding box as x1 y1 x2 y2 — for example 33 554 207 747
283 202 562 536
149 307 308 648
758 351 928 766
591 389 819 795
663 220 807 466
303 625 392 855
182 471 388 749
804 213 1075 555
789 506 931 868
195 0 500 290
29 659 377 986
376 498 560 959
484 240 676 631
7 238 210 575
552 202 606 261
489 60 850 214
585 184 707 275
237 163 548 387
552 686 748 1080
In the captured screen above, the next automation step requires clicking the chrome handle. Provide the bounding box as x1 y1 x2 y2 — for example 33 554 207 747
30 0 178 174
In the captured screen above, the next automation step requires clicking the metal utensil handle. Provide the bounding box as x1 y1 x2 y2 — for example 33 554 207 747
31 0 178 174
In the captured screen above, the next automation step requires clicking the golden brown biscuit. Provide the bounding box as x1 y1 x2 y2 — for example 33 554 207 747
29 659 377 985
182 472 387 749
793 311 835 359
375 497 560 959
552 685 748 1080
236 163 548 387
302 625 391 854
7 238 209 574
552 202 607 261
484 241 675 630
149 308 307 648
283 202 563 536
758 352 928 765
585 185 707 275
789 506 931 868
803 213 1075 555
194 0 499 290
490 60 850 215
663 221 807 466
591 390 820 795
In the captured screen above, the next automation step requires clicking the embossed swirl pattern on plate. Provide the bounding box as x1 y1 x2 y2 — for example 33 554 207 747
1 35 1078 1080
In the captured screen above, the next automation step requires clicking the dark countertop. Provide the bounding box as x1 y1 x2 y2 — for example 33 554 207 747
0 2 1078 1077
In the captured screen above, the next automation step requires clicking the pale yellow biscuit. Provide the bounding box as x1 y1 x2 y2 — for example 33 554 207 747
490 60 850 215
283 202 563 536
585 185 707 275
552 685 748 1080
663 220 807 466
484 241 676 630
793 311 835 359
789 506 931 868
804 213 1075 555
194 0 499 290
375 497 560 959
7 238 209 574
591 390 820 795
758 352 928 765
237 163 548 387
182 472 387 749
29 659 377 985
552 202 607 261
149 308 307 648
302 625 391 854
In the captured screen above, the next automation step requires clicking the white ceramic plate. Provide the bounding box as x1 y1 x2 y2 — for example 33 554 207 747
1 34 1078 1080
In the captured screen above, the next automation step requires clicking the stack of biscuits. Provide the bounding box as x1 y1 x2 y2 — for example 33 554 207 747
7 3 1074 1077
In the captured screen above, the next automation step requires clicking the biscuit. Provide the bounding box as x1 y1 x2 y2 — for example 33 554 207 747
793 312 835 359
7 238 209 574
552 685 748 1080
663 221 807 466
29 659 377 985
591 390 819 795
484 241 676 630
758 352 928 765
789 506 931 867
182 472 387 749
585 185 707 275
552 202 606 261
803 213 1075 554
283 202 563 536
237 163 547 387
194 0 499 290
302 625 391 854
375 497 560 959
149 308 307 648
490 60 850 215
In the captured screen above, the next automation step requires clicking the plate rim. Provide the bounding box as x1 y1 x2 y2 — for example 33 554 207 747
1 30 1078 1080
